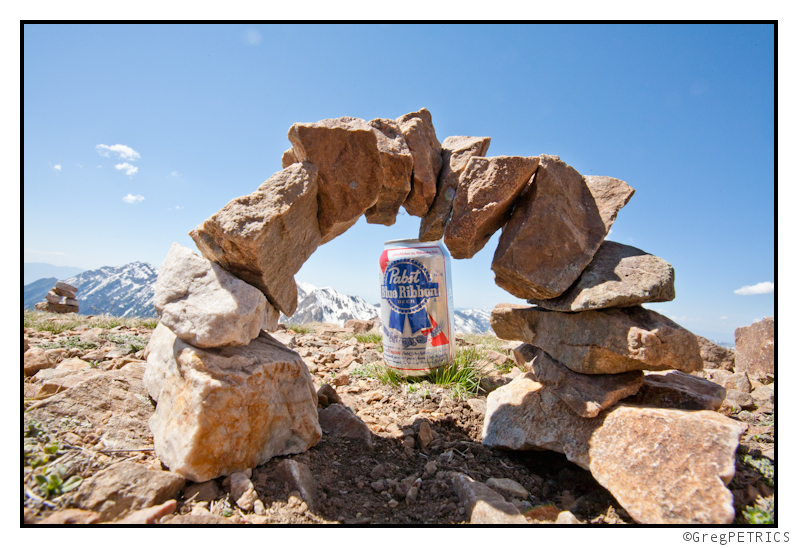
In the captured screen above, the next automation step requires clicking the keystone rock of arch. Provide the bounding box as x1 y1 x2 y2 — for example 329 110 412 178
419 135 491 242
287 116 414 241
395 108 443 217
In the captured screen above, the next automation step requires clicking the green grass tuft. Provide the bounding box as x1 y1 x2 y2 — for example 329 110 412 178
354 332 382 345
743 495 774 524
353 344 490 400
286 323 312 335
24 310 159 333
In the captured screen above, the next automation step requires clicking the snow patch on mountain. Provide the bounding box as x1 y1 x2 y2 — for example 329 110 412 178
281 282 379 326
453 309 493 335
63 262 159 318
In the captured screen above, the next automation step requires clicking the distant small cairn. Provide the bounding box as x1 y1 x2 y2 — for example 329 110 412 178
34 281 79 314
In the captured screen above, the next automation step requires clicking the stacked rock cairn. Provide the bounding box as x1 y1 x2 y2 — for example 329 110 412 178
145 108 744 523
34 281 79 314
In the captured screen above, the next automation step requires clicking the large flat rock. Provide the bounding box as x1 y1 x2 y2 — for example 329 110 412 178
144 324 321 482
190 162 321 316
513 343 643 418
492 155 634 300
734 317 774 377
444 155 539 259
482 373 744 524
396 108 442 217
286 117 382 242
419 135 491 241
528 241 675 311
153 243 279 347
28 364 154 451
74 462 185 522
491 303 703 374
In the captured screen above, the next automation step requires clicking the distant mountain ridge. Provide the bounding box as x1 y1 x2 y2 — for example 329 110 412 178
24 263 85 285
23 278 58 310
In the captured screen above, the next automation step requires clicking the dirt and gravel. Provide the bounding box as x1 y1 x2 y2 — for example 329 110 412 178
22 312 775 525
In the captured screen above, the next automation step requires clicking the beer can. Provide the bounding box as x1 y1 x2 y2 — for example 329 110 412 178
379 238 456 376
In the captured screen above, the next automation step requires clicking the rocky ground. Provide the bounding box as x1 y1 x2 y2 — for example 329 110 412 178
23 311 774 525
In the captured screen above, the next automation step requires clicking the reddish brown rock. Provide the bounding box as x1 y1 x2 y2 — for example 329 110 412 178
734 318 774 377
190 162 321 316
451 472 527 524
624 370 726 411
24 347 54 376
492 155 635 300
28 365 155 451
74 462 185 522
396 108 442 217
39 509 101 524
287 117 383 242
419 135 491 241
344 318 375 333
697 336 736 372
281 148 297 168
513 343 643 418
144 324 321 482
274 459 319 513
317 403 373 450
483 374 744 524
589 405 744 524
363 117 414 226
444 156 540 259
491 304 703 374
53 282 78 299
528 241 675 311
35 301 79 313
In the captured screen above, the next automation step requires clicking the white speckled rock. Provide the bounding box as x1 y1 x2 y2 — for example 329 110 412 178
153 243 279 348
144 324 321 482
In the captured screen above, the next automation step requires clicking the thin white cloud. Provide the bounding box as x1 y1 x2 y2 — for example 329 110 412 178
243 29 261 46
734 282 774 296
53 164 61 171
171 171 180 177
720 316 728 320
115 163 139 176
175 205 183 210
123 193 144 204
24 248 68 256
96 144 141 161
76 163 83 168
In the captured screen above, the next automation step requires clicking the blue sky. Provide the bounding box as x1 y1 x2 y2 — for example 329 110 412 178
23 23 774 342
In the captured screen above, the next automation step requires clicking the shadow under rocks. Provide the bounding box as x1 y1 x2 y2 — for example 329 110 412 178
234 411 631 525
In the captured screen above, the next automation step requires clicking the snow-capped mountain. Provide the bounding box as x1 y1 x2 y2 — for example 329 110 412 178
281 282 379 326
62 262 159 318
453 308 493 335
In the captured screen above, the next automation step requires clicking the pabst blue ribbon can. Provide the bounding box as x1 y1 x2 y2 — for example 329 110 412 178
379 239 455 376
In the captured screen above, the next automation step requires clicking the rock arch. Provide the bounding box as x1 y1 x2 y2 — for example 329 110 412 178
142 108 741 525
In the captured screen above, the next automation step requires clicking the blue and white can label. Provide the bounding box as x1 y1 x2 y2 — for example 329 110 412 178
379 239 455 376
